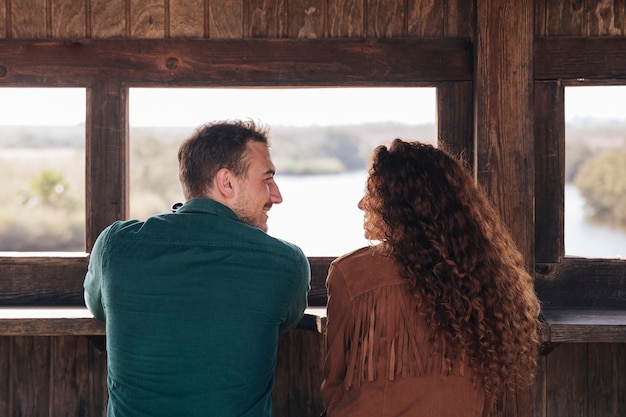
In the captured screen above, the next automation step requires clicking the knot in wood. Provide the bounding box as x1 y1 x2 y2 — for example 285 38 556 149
0 65 6 78
165 57 179 70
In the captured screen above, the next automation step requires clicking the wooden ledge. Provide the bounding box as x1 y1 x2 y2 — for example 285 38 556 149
0 306 105 336
541 308 626 343
0 306 328 337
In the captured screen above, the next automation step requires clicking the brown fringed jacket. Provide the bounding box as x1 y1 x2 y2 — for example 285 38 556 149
321 246 490 417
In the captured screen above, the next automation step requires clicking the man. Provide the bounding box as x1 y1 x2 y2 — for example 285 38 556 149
84 120 311 417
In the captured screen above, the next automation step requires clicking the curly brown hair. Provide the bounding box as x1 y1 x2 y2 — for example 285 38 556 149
362 139 540 398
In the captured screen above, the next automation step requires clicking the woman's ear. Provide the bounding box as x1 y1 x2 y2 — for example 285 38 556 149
214 168 235 198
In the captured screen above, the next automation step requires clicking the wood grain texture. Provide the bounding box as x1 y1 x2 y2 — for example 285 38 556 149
0 256 88 305
248 0 282 38
10 0 47 39
10 337 51 416
51 336 90 416
587 343 626 417
327 0 364 38
287 0 325 38
536 37 626 80
437 81 474 172
91 0 126 38
534 81 565 263
367 0 404 37
407 0 442 37
0 337 8 416
444 0 473 37
0 38 472 85
536 259 626 308
545 343 588 417
208 0 243 38
475 0 535 268
588 0 625 35
51 0 87 38
544 0 586 35
170 0 205 38
542 308 626 343
0 0 6 39
86 82 129 249
130 0 165 38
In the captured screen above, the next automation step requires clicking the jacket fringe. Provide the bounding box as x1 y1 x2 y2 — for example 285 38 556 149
344 283 463 389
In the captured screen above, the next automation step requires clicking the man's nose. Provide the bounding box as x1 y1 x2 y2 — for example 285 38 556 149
271 182 283 204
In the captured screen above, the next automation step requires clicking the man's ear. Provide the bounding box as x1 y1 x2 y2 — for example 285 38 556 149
214 168 236 199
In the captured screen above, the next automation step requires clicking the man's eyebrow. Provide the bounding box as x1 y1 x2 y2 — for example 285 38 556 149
264 169 276 176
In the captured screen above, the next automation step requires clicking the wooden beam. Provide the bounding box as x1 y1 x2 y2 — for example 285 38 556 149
0 38 472 86
536 37 626 80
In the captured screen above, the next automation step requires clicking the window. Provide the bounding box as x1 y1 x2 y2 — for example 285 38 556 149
565 86 626 259
129 87 437 256
0 88 86 252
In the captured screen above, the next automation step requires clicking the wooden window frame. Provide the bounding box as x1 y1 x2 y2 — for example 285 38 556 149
534 37 626 311
0 38 472 306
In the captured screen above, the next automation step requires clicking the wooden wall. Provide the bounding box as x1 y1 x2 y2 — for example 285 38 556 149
1 1 626 417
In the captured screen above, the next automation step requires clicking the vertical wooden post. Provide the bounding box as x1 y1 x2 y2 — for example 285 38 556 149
86 81 129 252
474 0 537 416
437 81 475 171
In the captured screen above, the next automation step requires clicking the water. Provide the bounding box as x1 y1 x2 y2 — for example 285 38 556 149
268 172 626 259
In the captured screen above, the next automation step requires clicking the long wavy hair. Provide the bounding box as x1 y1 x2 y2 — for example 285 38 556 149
362 139 540 397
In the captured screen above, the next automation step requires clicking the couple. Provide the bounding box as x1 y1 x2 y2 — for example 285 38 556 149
84 120 540 417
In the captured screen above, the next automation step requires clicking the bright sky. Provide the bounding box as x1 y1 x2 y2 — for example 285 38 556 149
0 85 624 126
0 87 437 127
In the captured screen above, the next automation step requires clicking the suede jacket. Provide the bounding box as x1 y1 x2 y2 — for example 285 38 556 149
322 246 489 417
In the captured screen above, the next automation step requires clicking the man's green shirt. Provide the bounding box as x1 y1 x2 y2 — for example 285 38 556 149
84 198 310 417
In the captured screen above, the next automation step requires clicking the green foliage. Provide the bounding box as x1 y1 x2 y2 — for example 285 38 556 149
574 150 626 225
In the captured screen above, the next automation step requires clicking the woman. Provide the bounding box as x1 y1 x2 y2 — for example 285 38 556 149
321 139 540 417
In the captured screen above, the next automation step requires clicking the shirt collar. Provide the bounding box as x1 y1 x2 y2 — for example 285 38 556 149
175 198 239 222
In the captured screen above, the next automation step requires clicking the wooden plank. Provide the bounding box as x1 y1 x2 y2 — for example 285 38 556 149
0 38 472 85
0 256 88 305
0 337 8 417
51 0 87 38
10 0 47 39
287 0 325 38
248 0 281 38
130 0 165 38
542 308 626 343
544 0 586 36
86 81 129 250
308 257 332 306
0 0 6 39
587 343 626 417
91 0 126 38
327 0 364 38
436 81 474 171
407 0 443 37
475 2 535 416
588 0 626 36
170 0 205 38
51 336 90 416
536 37 626 80
534 81 565 263
208 0 243 38
535 0 548 36
475 0 535 267
535 259 626 308
88 336 109 417
366 0 405 37
545 343 588 417
283 329 324 417
11 337 51 416
0 307 106 336
444 0 473 37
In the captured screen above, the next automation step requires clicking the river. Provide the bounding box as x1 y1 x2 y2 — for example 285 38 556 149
268 172 626 259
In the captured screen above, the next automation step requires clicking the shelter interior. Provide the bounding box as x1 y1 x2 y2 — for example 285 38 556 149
1 1 625 416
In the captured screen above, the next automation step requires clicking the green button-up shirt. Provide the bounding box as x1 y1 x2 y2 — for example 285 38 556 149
84 198 310 417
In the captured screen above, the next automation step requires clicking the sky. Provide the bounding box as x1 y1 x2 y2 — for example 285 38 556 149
0 87 437 127
1 85 624 127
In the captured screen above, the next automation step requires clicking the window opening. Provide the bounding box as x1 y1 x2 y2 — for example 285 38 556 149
565 86 626 258
0 88 86 252
130 87 437 256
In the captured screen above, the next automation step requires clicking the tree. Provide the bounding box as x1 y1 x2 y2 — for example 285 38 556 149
574 149 626 225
